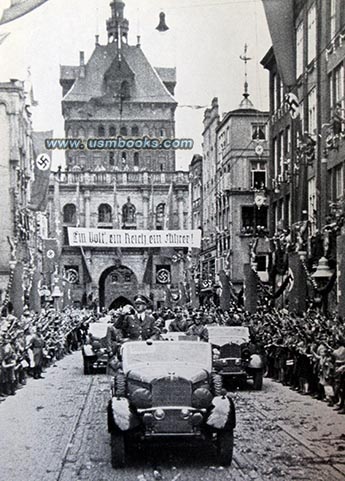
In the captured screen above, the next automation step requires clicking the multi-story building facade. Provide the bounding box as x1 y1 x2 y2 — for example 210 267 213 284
199 98 219 301
215 93 269 293
189 154 203 231
262 0 345 314
49 0 189 310
0 80 43 316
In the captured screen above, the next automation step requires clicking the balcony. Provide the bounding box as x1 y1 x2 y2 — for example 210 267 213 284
51 170 190 187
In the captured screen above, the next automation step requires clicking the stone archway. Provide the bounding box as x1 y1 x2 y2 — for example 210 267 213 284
99 265 138 310
109 296 133 310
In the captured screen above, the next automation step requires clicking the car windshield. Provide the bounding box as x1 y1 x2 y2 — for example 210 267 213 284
207 326 250 346
122 341 212 373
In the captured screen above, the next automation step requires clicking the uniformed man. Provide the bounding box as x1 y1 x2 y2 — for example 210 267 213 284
187 311 209 341
120 296 156 341
29 327 45 379
169 311 189 333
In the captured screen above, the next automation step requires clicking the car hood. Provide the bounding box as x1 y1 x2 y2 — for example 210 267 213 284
127 363 208 384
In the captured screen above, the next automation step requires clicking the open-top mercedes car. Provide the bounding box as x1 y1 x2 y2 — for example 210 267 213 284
82 322 109 374
107 340 236 468
208 326 265 390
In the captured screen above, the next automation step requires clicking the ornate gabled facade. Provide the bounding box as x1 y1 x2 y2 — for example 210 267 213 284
49 0 189 310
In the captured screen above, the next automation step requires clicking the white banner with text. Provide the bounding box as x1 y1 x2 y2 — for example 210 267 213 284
68 228 202 249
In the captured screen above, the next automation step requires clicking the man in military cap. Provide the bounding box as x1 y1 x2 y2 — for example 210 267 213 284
187 310 209 341
120 296 156 341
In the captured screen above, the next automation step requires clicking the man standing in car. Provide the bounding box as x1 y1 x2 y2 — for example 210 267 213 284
121 296 156 341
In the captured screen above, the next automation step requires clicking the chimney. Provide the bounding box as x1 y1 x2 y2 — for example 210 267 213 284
95 34 100 46
79 51 86 78
137 35 141 48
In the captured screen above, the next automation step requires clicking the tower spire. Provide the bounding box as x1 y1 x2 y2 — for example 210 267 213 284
239 43 255 109
107 0 129 45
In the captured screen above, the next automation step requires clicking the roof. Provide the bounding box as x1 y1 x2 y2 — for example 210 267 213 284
155 67 176 84
60 66 81 81
62 44 176 104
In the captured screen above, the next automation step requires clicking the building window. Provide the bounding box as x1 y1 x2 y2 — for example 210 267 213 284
279 131 284 176
63 204 76 224
242 206 255 234
132 125 139 136
252 124 266 140
285 126 291 155
335 164 344 200
98 204 112 223
120 126 128 136
307 4 317 64
251 162 266 189
308 177 316 234
272 73 277 112
296 22 304 78
134 152 139 167
109 152 115 167
308 87 317 134
98 125 105 137
156 203 165 230
109 126 116 136
330 0 337 40
120 80 130 100
273 137 278 179
335 63 345 111
329 73 334 118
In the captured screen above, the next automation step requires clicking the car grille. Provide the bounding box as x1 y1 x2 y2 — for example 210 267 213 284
152 377 192 406
220 343 242 359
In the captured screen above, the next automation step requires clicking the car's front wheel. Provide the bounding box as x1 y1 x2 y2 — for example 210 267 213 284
111 432 126 468
217 429 234 466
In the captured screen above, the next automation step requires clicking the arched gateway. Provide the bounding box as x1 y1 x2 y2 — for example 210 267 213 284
99 265 138 309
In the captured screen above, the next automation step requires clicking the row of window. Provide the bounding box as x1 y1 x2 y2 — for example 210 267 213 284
62 203 167 225
218 124 266 155
67 125 168 138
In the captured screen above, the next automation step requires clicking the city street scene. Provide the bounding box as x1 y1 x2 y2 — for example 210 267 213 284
0 0 345 480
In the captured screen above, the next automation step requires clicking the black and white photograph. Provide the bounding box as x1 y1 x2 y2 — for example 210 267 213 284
0 0 345 480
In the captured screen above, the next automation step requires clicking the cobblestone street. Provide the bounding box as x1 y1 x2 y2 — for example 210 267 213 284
0 352 344 481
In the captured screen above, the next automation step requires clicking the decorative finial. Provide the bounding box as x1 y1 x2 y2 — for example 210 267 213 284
240 43 252 99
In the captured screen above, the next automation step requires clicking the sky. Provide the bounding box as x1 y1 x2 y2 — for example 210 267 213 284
0 0 272 170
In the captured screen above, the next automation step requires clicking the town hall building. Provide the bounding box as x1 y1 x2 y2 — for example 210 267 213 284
48 0 190 309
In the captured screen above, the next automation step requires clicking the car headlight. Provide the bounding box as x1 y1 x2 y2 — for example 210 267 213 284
181 408 191 420
154 408 165 420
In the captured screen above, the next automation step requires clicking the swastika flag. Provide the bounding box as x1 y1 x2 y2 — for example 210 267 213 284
0 0 48 25
29 130 53 212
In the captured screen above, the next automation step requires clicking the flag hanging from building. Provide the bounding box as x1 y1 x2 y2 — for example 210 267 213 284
29 130 53 212
0 0 48 25
262 0 295 87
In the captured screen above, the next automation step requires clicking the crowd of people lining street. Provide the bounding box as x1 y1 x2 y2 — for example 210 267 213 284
0 307 91 399
0 297 344 415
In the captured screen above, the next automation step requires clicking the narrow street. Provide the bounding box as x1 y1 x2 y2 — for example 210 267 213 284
0 352 344 481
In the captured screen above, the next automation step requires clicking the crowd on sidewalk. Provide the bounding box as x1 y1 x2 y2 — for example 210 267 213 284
149 303 345 414
0 307 92 399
